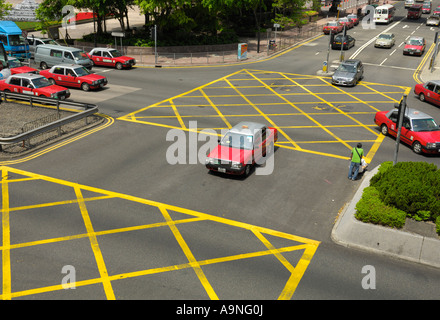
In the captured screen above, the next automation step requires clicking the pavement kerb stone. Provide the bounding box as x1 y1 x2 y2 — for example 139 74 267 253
331 165 440 269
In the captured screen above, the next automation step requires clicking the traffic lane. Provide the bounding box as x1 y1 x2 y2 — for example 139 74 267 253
292 242 440 299
15 118 355 244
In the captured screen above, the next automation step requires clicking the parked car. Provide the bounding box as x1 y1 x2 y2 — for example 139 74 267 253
331 59 364 87
374 107 440 154
8 56 38 74
205 122 278 176
322 21 343 34
87 48 136 69
414 80 440 106
331 34 356 50
0 72 70 99
374 33 395 48
426 15 440 26
403 36 426 56
39 64 108 91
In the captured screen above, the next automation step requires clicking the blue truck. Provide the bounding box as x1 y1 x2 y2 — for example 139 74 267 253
0 21 30 60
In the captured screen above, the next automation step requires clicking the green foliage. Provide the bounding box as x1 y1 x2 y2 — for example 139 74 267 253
355 186 406 228
359 161 440 235
370 162 440 220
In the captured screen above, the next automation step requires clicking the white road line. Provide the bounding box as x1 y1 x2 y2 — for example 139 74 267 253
380 58 387 65
398 41 404 47
390 49 397 56
349 19 403 59
361 62 416 71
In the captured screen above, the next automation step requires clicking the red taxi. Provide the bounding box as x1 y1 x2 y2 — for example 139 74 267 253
0 73 70 100
374 107 440 154
434 5 440 14
323 21 343 34
403 36 425 56
8 56 38 75
205 122 278 176
338 17 354 29
87 48 136 69
347 14 359 26
40 64 107 91
414 80 440 107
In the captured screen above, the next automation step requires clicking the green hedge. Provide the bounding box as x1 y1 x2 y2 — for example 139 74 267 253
356 161 440 235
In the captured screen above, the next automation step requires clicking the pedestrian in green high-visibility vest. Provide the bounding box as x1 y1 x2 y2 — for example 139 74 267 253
348 143 363 181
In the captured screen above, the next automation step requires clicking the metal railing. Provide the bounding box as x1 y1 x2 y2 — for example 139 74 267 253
0 92 99 152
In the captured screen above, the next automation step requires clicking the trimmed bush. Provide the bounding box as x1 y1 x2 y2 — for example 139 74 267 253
355 186 406 228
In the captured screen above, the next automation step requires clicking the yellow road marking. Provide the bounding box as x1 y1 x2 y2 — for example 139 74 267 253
1 168 11 300
413 43 435 84
199 88 232 129
160 206 219 300
74 187 115 300
0 165 320 299
170 98 187 129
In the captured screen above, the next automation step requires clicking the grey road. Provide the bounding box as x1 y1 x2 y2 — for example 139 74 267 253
2 1 440 305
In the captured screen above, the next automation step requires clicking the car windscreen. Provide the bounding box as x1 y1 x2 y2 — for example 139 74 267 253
72 51 88 60
411 118 439 132
108 49 122 57
378 34 392 39
73 67 91 77
338 64 356 73
9 35 26 46
221 132 254 150
327 22 338 26
31 77 51 88
408 39 423 45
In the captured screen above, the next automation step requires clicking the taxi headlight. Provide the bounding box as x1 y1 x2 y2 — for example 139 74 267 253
231 161 242 169
205 157 214 165
426 143 437 149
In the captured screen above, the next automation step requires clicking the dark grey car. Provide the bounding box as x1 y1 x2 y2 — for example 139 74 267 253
331 59 364 87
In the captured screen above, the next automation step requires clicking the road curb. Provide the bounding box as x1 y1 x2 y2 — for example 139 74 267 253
331 165 440 269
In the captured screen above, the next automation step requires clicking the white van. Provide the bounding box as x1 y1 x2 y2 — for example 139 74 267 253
35 44 93 70
405 0 415 8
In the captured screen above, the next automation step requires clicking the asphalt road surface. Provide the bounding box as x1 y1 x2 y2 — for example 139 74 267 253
1 1 440 306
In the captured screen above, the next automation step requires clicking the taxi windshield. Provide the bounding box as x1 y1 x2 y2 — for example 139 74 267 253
408 39 423 46
31 77 50 88
109 49 122 57
412 118 439 132
221 132 254 150
73 67 91 77
327 22 338 26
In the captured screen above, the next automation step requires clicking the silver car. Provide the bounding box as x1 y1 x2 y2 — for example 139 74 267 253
332 59 364 87
426 15 440 26
375 33 395 48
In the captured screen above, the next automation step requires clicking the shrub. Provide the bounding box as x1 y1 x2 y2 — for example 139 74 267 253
436 216 440 235
355 186 406 228
370 162 440 220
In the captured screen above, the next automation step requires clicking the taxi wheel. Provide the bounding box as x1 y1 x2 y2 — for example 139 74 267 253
40 62 48 70
244 165 251 177
81 82 90 91
419 93 425 102
380 124 388 136
116 62 123 70
412 141 422 154
48 78 55 85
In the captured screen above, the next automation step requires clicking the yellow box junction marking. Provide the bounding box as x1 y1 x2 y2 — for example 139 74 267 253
0 166 319 300
118 69 410 162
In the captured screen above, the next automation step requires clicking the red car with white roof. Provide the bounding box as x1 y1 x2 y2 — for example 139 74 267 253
338 17 354 29
0 73 70 99
39 64 107 91
205 122 278 176
347 14 359 25
87 48 136 69
8 56 38 75
403 36 426 56
323 21 343 34
374 107 440 154
414 80 440 107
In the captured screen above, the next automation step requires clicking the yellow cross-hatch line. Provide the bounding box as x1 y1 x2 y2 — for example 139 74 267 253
0 166 320 299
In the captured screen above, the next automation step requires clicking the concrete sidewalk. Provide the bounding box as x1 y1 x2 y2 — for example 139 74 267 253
331 165 440 269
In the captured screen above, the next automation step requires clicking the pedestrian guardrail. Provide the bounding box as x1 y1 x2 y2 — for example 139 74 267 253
0 91 98 151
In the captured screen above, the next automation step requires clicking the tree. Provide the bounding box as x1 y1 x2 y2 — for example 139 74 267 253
0 0 12 20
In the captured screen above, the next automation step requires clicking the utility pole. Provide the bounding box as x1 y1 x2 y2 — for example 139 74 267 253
393 94 407 165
